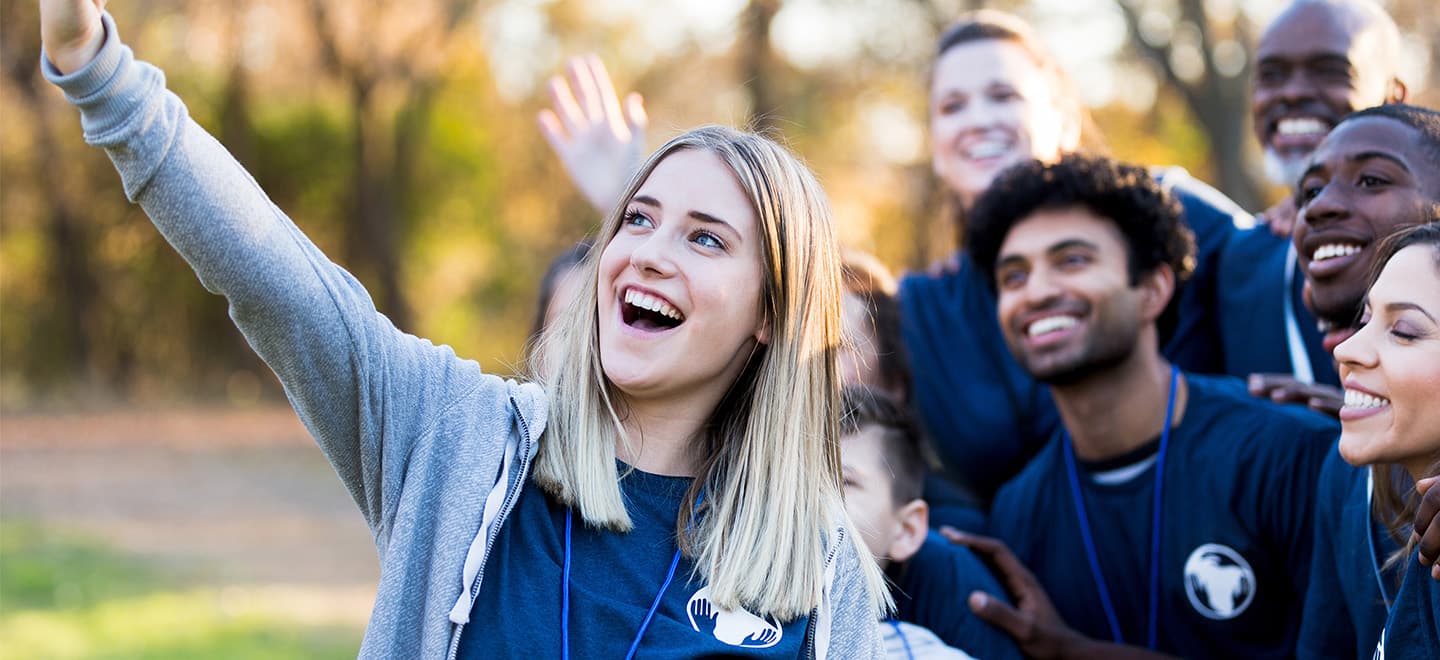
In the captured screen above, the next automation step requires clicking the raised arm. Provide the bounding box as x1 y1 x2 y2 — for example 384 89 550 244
39 4 492 537
536 54 647 215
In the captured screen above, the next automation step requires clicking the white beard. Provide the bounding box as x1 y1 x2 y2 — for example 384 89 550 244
1263 147 1310 189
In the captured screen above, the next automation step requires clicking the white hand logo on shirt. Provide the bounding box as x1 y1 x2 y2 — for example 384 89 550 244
1183 543 1256 619
687 586 783 648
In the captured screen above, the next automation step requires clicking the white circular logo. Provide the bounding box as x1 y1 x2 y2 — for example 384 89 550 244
687 586 783 648
1183 543 1256 619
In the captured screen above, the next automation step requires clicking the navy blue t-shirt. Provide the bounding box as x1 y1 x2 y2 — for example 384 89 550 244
1217 227 1338 387
1152 166 1248 375
1377 552 1440 659
899 169 1245 503
923 473 989 535
899 254 1060 504
1298 448 1401 658
989 373 1336 657
889 532 1022 660
458 467 810 658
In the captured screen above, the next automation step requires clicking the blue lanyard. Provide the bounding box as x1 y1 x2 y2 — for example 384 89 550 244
561 491 702 660
885 619 914 660
1365 469 1395 612
1061 365 1178 649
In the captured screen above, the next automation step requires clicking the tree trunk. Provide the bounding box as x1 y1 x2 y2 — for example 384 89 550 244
344 79 413 330
739 0 782 132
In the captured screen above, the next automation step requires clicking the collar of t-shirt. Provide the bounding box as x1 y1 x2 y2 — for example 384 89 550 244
1077 436 1161 486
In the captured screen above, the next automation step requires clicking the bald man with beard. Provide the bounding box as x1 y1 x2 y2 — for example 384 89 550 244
1217 0 1406 411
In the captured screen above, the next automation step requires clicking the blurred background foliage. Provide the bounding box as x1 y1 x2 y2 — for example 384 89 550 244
1 0 1437 408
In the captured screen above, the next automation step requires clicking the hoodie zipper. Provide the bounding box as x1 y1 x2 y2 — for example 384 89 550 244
805 525 846 660
446 396 535 660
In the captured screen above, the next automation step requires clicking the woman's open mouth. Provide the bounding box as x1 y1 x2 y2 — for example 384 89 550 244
622 288 685 331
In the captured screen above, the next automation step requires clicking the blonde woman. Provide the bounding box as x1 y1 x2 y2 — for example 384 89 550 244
38 1 889 657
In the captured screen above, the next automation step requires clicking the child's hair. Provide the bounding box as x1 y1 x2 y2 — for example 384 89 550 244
840 250 911 402
529 125 889 620
840 385 932 506
1364 221 1440 570
529 240 593 339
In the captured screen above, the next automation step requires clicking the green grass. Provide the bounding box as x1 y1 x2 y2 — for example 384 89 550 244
0 524 361 659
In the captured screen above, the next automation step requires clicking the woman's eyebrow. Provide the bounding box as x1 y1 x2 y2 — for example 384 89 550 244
690 210 739 239
1384 301 1438 323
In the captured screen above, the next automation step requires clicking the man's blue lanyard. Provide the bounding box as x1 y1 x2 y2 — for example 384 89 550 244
1061 365 1179 649
561 491 703 660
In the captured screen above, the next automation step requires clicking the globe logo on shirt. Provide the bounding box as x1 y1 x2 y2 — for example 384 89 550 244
1183 543 1256 620
687 586 783 648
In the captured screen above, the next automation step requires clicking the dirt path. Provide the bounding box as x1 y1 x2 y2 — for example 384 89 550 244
2 406 379 616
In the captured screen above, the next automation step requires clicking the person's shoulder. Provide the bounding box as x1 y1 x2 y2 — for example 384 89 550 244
990 437 1063 518
910 532 998 587
1222 225 1289 260
1184 372 1339 442
505 378 550 444
1151 166 1249 225
898 254 981 300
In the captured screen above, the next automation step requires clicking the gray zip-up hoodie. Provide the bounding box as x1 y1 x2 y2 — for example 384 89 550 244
43 14 883 659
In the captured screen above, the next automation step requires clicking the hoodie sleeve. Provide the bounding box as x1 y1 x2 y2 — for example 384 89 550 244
42 14 489 543
815 526 886 659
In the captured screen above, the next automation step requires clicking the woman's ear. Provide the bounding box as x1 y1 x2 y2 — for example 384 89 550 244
887 499 930 564
754 316 771 345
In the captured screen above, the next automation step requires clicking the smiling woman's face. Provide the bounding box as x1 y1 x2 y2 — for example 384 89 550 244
1334 244 1440 478
595 149 769 404
929 39 1074 207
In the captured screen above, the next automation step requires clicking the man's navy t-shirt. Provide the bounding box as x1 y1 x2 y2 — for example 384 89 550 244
899 169 1246 502
459 467 810 657
1217 227 1338 387
989 374 1336 656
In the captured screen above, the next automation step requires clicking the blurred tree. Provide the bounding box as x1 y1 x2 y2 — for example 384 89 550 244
1 1 100 388
740 0 781 132
4 0 1435 407
304 0 486 330
1113 0 1263 210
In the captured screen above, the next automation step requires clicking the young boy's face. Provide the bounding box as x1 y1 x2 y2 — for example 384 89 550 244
841 425 914 568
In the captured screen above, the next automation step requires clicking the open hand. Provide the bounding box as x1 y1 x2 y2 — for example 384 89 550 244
1246 373 1343 418
40 0 108 74
1260 197 1298 238
941 527 1087 659
537 55 647 215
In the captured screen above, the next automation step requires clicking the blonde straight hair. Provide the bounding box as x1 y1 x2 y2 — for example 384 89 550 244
529 125 889 620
